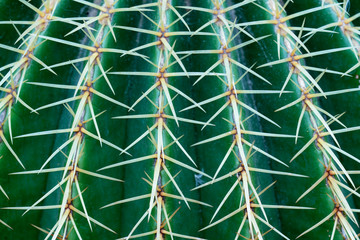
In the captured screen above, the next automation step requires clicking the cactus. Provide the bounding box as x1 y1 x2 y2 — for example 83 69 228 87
1 0 360 239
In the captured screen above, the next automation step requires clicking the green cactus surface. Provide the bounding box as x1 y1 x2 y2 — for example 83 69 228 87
1 0 360 239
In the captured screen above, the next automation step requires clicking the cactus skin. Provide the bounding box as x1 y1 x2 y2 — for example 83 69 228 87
1 0 360 239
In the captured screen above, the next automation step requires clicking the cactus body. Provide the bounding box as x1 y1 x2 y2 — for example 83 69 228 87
1 0 360 239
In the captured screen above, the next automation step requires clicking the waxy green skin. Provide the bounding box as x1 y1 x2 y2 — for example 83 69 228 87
114 0 203 238
0 0 127 239
286 0 360 213
186 1 281 239
108 1 162 236
0 0 360 239
0 0 40 66
236 1 343 239
0 1 95 239
182 4 249 239
70 3 130 240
